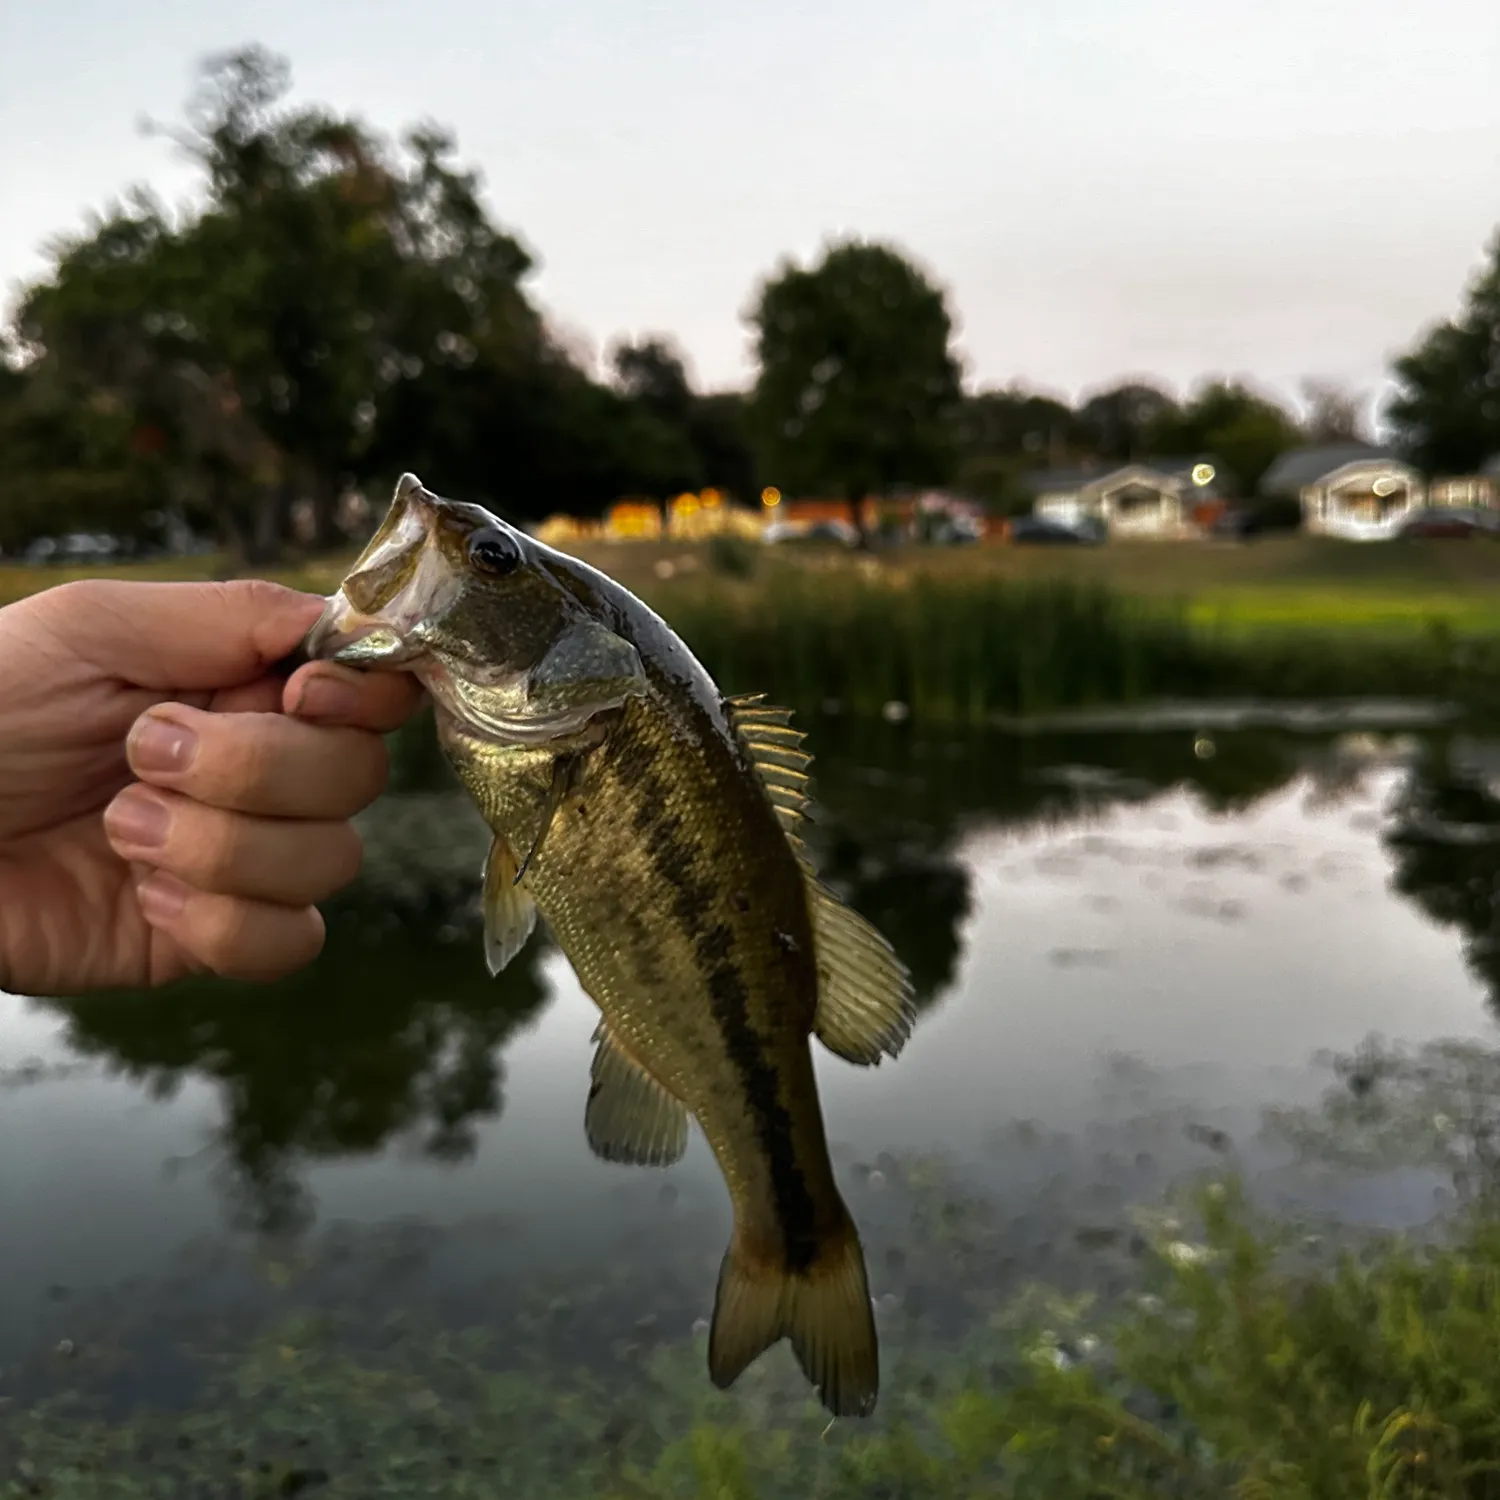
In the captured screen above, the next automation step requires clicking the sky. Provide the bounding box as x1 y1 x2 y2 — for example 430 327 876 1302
3 0 1499 422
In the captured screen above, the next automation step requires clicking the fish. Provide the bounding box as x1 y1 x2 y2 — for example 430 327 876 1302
302 473 917 1417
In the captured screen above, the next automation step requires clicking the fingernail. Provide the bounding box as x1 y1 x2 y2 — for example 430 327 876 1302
136 871 189 923
104 789 171 850
294 676 360 723
130 715 198 773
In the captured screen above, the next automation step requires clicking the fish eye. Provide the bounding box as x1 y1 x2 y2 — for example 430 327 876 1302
466 527 520 577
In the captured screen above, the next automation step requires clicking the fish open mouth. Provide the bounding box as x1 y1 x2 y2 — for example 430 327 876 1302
301 475 457 669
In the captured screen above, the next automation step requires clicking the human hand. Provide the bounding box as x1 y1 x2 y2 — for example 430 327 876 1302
0 578 425 997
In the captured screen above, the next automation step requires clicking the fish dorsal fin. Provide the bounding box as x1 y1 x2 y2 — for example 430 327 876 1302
724 693 917 1067
482 835 537 975
724 693 816 840
586 1022 691 1166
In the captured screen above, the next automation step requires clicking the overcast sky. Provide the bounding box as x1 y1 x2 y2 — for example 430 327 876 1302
3 0 1498 419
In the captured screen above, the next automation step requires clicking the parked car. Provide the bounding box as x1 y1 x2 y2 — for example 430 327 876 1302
1211 497 1304 540
1009 516 1103 545
761 519 860 547
22 532 126 565
1398 508 1500 540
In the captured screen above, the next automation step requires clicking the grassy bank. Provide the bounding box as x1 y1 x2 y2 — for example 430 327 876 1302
5 537 1500 720
665 567 1500 720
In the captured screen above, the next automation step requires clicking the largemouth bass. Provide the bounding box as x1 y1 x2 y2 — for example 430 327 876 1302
303 474 916 1417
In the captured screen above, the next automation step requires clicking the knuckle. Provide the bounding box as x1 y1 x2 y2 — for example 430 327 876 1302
206 717 281 804
325 823 365 889
194 898 256 974
186 811 245 887
338 733 390 807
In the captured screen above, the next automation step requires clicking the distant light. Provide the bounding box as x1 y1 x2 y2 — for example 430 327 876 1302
761 487 782 507
1191 464 1216 487
1372 477 1398 497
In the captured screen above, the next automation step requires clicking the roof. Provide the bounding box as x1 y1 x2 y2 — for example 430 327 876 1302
1260 443 1402 495
1024 456 1214 494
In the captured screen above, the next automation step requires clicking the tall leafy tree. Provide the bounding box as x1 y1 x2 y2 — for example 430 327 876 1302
955 386 1079 511
1388 234 1500 475
1299 379 1369 444
606 336 759 502
1075 380 1177 462
1148 378 1301 494
747 239 962 536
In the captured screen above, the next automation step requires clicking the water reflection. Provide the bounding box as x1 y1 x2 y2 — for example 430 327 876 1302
1386 734 1500 1015
11 712 1499 1255
43 898 550 1239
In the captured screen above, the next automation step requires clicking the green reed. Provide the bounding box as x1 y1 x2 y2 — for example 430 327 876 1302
659 569 1500 721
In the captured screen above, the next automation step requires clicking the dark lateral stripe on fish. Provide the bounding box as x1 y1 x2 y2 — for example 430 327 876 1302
618 748 819 1271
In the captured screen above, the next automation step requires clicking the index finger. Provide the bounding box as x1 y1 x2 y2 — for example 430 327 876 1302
33 579 324 691
282 661 426 733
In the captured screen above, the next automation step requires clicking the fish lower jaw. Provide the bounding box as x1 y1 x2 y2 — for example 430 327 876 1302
421 662 618 751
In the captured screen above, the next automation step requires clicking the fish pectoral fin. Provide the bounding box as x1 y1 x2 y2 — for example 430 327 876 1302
514 751 580 884
807 881 917 1067
482 835 537 975
585 1024 691 1167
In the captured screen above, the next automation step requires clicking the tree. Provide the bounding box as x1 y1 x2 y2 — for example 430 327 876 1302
606 336 760 503
1075 380 1177 462
1388 234 1500 475
953 386 1079 512
1299 379 1369 444
9 45 564 557
1148 378 1301 494
747 239 963 538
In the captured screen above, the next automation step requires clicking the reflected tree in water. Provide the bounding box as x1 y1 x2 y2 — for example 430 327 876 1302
41 887 550 1239
803 718 1322 1010
1385 738 1500 1017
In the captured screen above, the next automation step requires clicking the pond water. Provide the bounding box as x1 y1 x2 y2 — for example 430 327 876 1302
4 707 1500 1437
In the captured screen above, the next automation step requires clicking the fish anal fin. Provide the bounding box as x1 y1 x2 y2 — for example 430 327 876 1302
708 1212 879 1419
808 882 917 1066
482 835 537 975
585 1024 690 1167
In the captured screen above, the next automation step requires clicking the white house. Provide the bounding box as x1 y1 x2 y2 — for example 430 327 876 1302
1027 458 1224 538
1429 454 1500 510
1260 444 1425 539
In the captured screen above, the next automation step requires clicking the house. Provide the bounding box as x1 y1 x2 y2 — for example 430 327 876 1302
1260 444 1425 538
1024 458 1224 538
1429 455 1500 510
665 489 764 540
602 500 664 540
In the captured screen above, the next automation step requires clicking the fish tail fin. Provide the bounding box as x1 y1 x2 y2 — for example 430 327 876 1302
708 1211 879 1418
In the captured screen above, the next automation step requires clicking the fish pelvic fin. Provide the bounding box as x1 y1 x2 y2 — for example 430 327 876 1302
482 835 537 975
725 692 916 1067
585 1022 691 1167
708 1213 879 1419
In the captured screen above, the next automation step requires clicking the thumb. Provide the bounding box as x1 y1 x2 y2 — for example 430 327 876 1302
31 578 326 691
